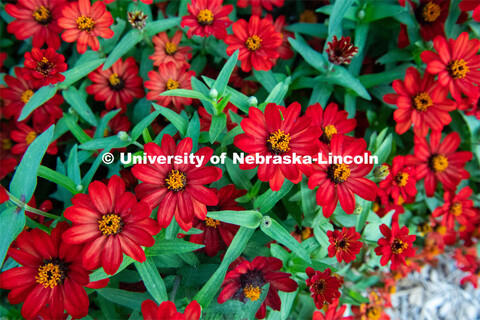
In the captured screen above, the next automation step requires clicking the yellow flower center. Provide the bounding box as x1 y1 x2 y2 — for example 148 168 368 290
449 202 462 216
372 202 380 213
413 92 433 112
36 57 53 77
165 169 187 191
76 15 96 32
246 35 262 51
25 131 37 145
436 225 447 235
243 284 261 301
330 163 351 183
204 217 221 228
391 239 408 254
431 155 449 173
32 6 51 25
335 238 349 250
267 129 291 154
165 42 177 55
98 213 123 235
366 307 382 320
301 227 311 240
323 125 337 141
21 89 34 104
418 222 432 236
447 59 469 80
36 263 63 289
394 172 409 187
109 73 121 86
422 2 441 22
166 79 180 90
197 9 214 25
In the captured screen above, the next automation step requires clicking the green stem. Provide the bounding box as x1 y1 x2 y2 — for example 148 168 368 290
6 191 60 220
133 141 144 150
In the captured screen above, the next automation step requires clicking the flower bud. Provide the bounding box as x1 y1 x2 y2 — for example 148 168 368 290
127 11 147 30
117 131 129 141
248 96 258 107
373 165 390 180
209 88 218 100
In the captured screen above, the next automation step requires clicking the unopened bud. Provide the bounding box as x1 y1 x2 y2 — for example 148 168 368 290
373 165 390 180
127 11 147 30
209 88 218 100
357 9 366 20
117 131 129 141
353 203 363 215
248 96 258 107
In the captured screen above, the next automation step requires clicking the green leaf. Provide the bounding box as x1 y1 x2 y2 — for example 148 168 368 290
318 67 371 100
63 88 98 126
254 180 294 213
37 165 78 195
309 81 333 106
373 131 393 166
359 65 410 88
61 58 105 87
103 30 143 70
95 109 121 139
152 103 188 136
265 77 291 105
186 112 200 152
288 37 326 71
285 23 327 37
328 0 355 36
213 50 238 98
225 157 253 191
18 85 57 121
97 288 149 310
80 136 129 151
10 125 55 202
63 114 92 144
221 125 243 147
207 210 262 228
99 18 126 54
135 258 168 303
364 4 406 22
0 207 25 265
145 239 204 256
144 17 181 37
253 70 277 92
67 145 81 185
131 110 160 141
90 256 135 282
203 77 250 113
81 148 112 187
356 196 372 232
159 88 211 101
209 113 226 143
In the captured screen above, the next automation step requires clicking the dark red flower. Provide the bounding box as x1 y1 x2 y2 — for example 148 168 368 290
150 31 192 68
0 186 9 204
312 299 353 320
326 36 358 65
86 57 144 112
374 221 416 270
327 227 363 263
0 222 89 319
23 47 67 86
229 66 259 95
181 0 233 39
306 267 342 308
432 186 476 230
5 0 65 50
141 299 201 320
460 0 480 22
378 156 417 205
225 16 283 72
218 256 298 319
414 0 449 41
421 32 480 102
236 0 285 16
383 67 456 137
234 102 320 191
265 14 295 60
132 135 222 231
10 123 58 155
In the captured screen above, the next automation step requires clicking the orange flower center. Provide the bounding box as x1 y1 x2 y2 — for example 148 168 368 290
246 35 262 51
431 154 449 172
323 125 337 141
413 92 433 112
21 89 34 104
422 2 441 22
267 129 291 154
447 59 469 79
449 202 462 216
394 172 409 187
36 263 64 288
76 15 96 32
312 279 326 294
391 239 408 254
205 217 221 228
165 42 177 55
329 163 351 183
109 73 121 86
301 227 311 240
25 131 37 145
366 306 382 320
197 9 214 25
165 169 187 191
166 79 180 90
33 6 52 25
243 284 261 301
98 213 123 235
335 238 349 250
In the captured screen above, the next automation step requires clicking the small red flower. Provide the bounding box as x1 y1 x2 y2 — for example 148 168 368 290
10 123 58 155
432 186 476 230
459 0 480 22
237 0 285 16
58 0 114 54
225 16 283 72
413 0 449 41
312 299 353 320
141 300 201 320
218 256 298 319
181 0 233 39
132 135 222 231
327 227 363 263
378 155 417 205
23 48 67 86
454 247 479 288
305 267 342 308
86 57 145 112
421 32 480 102
150 31 192 68
0 222 89 319
384 67 456 137
5 0 65 50
145 62 196 112
374 221 416 270
326 36 358 65
265 14 295 60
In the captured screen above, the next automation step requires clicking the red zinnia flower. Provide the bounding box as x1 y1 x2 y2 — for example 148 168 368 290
305 102 357 145
383 67 456 137
145 62 196 112
236 0 285 16
413 0 449 41
181 0 233 39
459 0 480 22
326 36 358 65
86 57 144 112
312 299 353 320
150 31 192 68
23 48 67 86
105 0 153 4
306 267 342 308
265 14 295 60
11 123 58 155
432 186 476 230
454 247 479 288
304 135 377 218
58 0 114 54
62 175 159 275
218 256 298 319
327 227 363 263
225 16 283 72
458 87 480 119
410 131 472 197
141 300 201 320
421 32 480 102
0 222 89 319
5 0 65 50
374 221 416 270
378 155 417 205
234 102 320 191
132 135 222 231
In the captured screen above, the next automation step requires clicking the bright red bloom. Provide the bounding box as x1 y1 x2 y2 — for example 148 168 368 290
104 0 153 4
327 227 363 263
265 14 294 60
86 57 144 112
5 0 65 50
132 135 222 232
384 67 456 137
374 221 416 270
378 156 417 205
306 267 342 308
218 256 298 319
410 131 472 197
460 0 480 22
225 16 283 72
0 222 89 319
432 186 476 230
181 0 233 39
145 62 196 112
237 0 285 16
304 135 377 217
58 0 114 54
305 102 357 145
326 36 358 65
11 123 58 155
141 300 201 320
458 87 480 119
234 102 319 191
23 48 67 86
454 247 479 288
312 299 353 320
421 32 480 102
150 31 192 68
